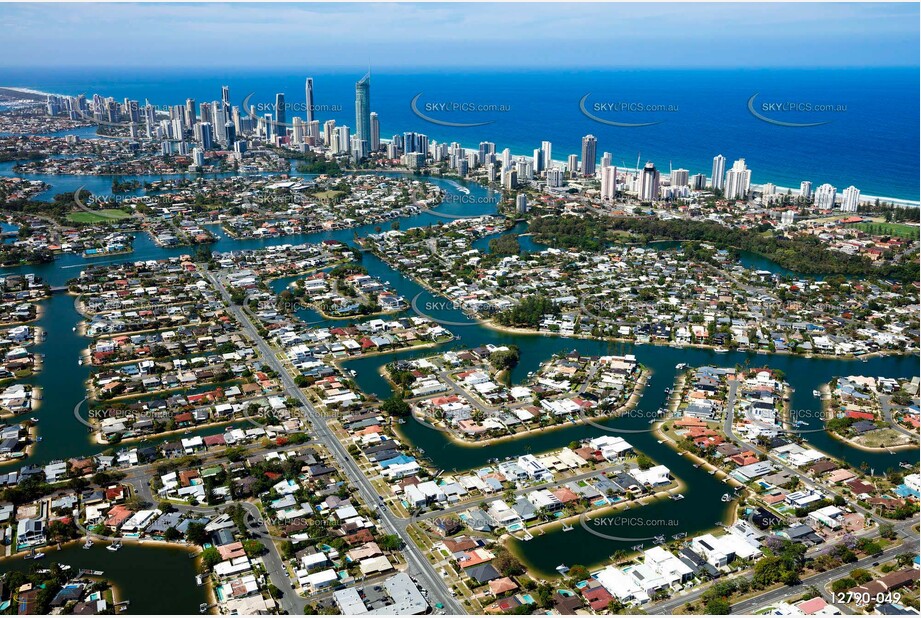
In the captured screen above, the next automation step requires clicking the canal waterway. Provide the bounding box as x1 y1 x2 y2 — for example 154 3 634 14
1 153 917 590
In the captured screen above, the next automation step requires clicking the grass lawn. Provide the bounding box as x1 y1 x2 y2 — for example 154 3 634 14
859 428 911 448
852 222 919 240
67 209 131 223
313 190 344 203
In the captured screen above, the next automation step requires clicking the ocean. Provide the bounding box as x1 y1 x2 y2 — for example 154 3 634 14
0 66 917 201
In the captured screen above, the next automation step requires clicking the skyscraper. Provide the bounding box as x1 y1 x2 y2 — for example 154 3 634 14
601 166 618 201
479 141 496 164
292 118 305 144
724 158 751 200
323 120 336 148
814 183 836 209
263 113 273 141
841 186 860 212
800 181 813 200
185 98 196 129
197 122 213 150
369 112 380 151
581 135 597 177
711 154 726 190
639 162 660 201
335 125 350 154
600 151 612 170
221 86 230 111
275 93 286 138
354 73 371 159
516 193 528 214
224 121 235 147
533 148 543 174
670 168 689 187
305 77 315 123
199 102 212 126
541 141 553 170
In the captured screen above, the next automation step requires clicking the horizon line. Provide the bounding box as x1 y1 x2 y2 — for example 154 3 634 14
1 64 919 71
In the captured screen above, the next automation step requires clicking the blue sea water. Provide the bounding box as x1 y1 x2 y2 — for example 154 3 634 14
0 66 917 201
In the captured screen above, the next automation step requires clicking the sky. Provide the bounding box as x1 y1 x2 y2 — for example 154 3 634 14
0 2 918 69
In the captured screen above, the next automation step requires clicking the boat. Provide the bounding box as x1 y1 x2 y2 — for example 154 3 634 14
713 348 728 353
107 541 122 552
675 363 687 370
555 564 569 574
670 494 684 500
77 359 83 366
29 417 38 423
83 538 93 549
813 390 821 397
199 603 210 613
561 523 574 532
721 493 732 502
36 437 43 442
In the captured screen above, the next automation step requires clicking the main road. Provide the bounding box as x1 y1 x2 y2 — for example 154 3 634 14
206 269 466 615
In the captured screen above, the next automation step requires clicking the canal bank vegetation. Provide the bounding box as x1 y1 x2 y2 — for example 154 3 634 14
529 215 919 283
